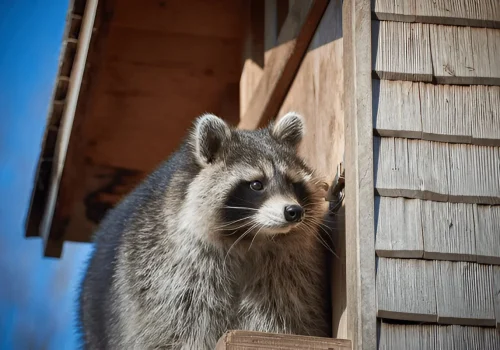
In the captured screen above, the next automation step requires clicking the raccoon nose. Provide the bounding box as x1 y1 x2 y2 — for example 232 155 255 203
284 205 304 222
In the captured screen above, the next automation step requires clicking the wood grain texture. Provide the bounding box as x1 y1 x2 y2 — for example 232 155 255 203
372 80 422 139
372 0 500 29
374 82 500 146
375 137 500 204
430 25 500 85
240 0 264 119
448 143 500 205
372 22 500 85
421 201 476 262
238 0 328 130
420 83 472 143
472 86 500 146
343 0 377 348
377 258 437 322
215 331 351 350
494 266 500 329
418 139 449 201
372 21 432 81
475 205 500 265
373 137 421 198
374 196 423 258
434 261 496 326
379 323 500 349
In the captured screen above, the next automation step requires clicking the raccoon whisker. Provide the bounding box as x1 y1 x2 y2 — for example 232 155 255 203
302 222 339 259
223 206 259 211
248 224 264 252
224 222 258 261
216 221 255 235
213 216 252 230
304 217 336 245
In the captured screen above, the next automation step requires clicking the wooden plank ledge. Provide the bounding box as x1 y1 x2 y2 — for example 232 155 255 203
215 330 351 349
238 0 328 130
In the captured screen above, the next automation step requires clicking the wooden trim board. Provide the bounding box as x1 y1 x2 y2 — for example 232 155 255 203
343 0 377 349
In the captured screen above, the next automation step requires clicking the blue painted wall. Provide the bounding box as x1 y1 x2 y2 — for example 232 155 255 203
0 1 92 348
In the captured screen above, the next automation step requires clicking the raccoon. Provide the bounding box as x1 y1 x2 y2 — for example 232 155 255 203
78 112 331 349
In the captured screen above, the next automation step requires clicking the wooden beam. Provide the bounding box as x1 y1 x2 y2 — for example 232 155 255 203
238 0 328 130
215 330 351 350
343 0 377 348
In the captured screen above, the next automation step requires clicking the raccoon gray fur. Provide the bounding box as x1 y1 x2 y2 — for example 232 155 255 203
78 112 331 349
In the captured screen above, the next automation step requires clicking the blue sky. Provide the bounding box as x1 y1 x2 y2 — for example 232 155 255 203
0 1 92 348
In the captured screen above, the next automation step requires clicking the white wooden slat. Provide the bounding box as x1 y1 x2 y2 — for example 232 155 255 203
434 261 496 326
472 86 500 146
373 80 422 139
420 83 472 144
475 205 500 265
379 323 500 350
372 21 432 81
372 0 500 29
487 29 500 85
448 144 500 205
421 201 476 262
494 266 500 329
375 196 423 258
418 140 449 201
377 258 437 322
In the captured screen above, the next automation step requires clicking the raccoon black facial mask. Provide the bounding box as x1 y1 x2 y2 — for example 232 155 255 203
79 111 330 350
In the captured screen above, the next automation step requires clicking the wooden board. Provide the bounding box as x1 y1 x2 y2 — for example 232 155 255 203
343 0 377 348
379 323 500 350
374 196 423 258
494 266 500 329
215 330 351 350
421 201 476 262
276 1 346 338
372 80 422 139
475 205 500 265
372 0 500 29
374 137 500 204
374 82 500 146
240 0 264 118
376 258 437 322
373 21 500 85
372 21 432 81
238 0 329 130
434 261 496 326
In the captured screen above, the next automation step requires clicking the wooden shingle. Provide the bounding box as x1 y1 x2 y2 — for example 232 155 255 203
372 21 432 81
377 258 437 322
434 261 496 326
472 86 500 146
493 266 500 329
373 80 422 139
421 201 476 262
418 140 449 201
372 0 500 29
379 323 500 349
375 196 423 258
475 205 500 265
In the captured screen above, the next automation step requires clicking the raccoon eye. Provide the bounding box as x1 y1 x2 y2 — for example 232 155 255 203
249 180 263 191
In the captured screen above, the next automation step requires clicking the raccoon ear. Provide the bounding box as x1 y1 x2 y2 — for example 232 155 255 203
271 112 305 147
191 113 231 166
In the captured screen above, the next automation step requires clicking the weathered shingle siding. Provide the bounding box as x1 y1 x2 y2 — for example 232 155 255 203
371 0 500 347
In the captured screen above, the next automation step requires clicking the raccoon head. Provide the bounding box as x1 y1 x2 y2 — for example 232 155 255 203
181 112 328 246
